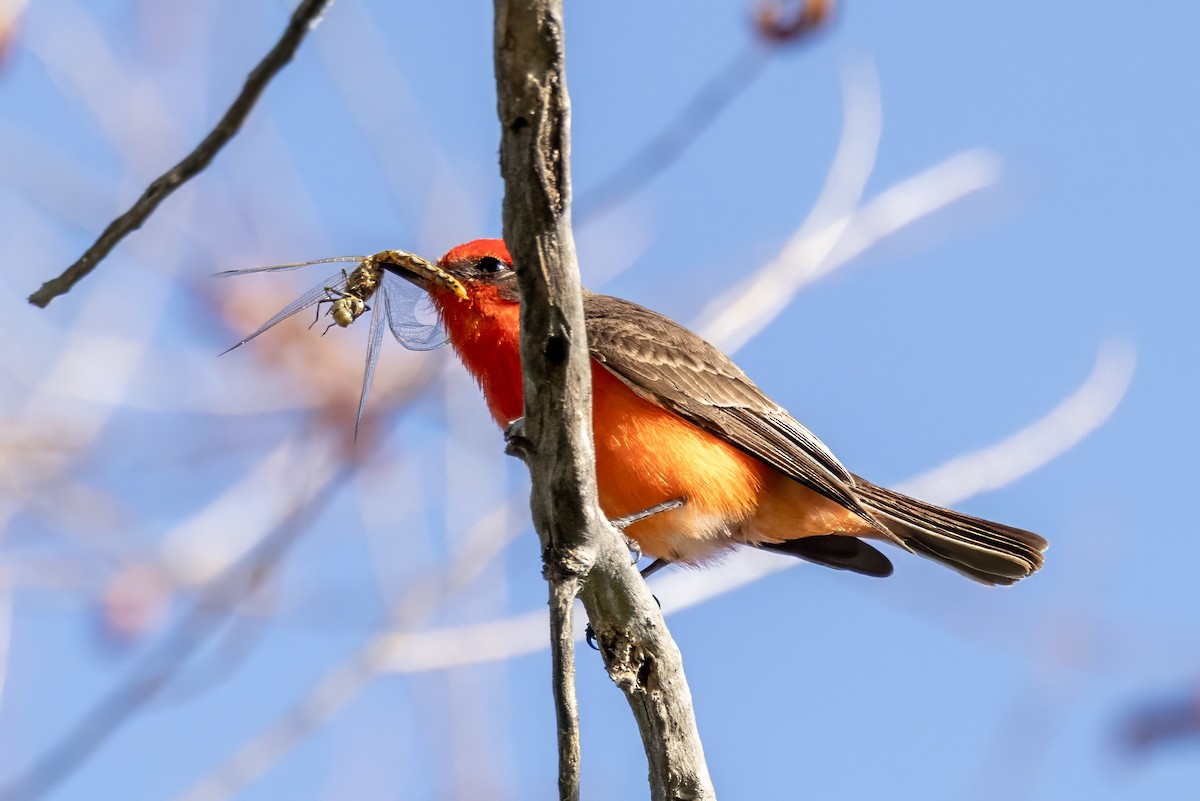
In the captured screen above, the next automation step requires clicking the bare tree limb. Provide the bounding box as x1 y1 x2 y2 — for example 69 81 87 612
549 577 582 801
26 0 335 308
493 1 714 799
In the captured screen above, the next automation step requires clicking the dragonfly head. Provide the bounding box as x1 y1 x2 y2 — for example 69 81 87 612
330 295 366 327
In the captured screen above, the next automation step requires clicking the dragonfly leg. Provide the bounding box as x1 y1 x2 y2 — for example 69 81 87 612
308 298 329 329
308 287 347 330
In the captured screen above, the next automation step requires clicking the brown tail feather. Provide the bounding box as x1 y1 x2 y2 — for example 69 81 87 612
852 476 1047 586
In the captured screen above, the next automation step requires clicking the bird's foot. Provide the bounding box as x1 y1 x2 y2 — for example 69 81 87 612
610 497 685 531
502 416 533 460
584 593 661 651
614 501 681 568
611 498 683 565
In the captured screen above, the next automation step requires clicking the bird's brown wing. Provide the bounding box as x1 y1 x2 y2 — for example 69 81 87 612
583 291 886 533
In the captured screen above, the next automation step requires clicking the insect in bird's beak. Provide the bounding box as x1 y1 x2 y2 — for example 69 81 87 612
373 250 469 301
215 247 452 438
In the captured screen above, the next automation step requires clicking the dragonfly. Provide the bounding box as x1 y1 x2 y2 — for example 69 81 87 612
217 250 453 436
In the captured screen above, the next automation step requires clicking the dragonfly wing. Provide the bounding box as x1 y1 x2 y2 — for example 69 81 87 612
355 283 389 439
221 273 349 354
382 274 447 351
214 256 364 277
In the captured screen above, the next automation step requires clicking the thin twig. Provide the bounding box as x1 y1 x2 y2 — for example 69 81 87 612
550 578 582 801
27 0 335 308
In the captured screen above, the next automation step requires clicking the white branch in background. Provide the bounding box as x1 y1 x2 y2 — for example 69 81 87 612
381 606 554 674
0 2 211 551
691 62 879 351
797 62 884 240
381 341 1134 674
170 499 522 801
694 63 1001 355
0 240 185 546
173 640 390 801
26 0 177 174
699 148 1002 354
895 341 1136 505
158 432 345 587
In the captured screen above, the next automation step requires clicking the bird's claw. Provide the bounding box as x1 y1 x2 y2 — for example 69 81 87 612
582 594 661 655
611 499 683 567
503 416 533 460
624 535 642 565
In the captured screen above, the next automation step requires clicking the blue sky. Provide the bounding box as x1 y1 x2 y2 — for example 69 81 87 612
2 1 1199 799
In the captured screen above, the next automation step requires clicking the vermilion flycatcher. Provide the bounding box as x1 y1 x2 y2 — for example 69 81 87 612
389 239 1047 585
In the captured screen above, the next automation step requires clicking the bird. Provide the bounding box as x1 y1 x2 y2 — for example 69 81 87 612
386 238 1047 585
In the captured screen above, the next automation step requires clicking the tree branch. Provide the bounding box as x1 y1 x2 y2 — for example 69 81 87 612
492 2 714 799
26 0 335 309
549 577 582 801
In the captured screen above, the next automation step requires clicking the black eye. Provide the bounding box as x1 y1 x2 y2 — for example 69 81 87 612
477 256 507 273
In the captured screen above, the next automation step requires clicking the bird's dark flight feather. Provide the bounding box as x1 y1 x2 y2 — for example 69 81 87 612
582 291 890 537
851 476 1047 585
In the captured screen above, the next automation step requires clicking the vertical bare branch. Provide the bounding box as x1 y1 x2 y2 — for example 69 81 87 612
549 578 582 800
26 0 335 308
492 1 714 799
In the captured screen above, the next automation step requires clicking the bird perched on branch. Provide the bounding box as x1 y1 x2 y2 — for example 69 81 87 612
386 239 1047 585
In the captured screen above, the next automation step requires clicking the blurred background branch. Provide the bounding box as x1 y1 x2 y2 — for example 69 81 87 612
26 0 334 307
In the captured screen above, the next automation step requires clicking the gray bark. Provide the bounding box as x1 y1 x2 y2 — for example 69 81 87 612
492 1 716 799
